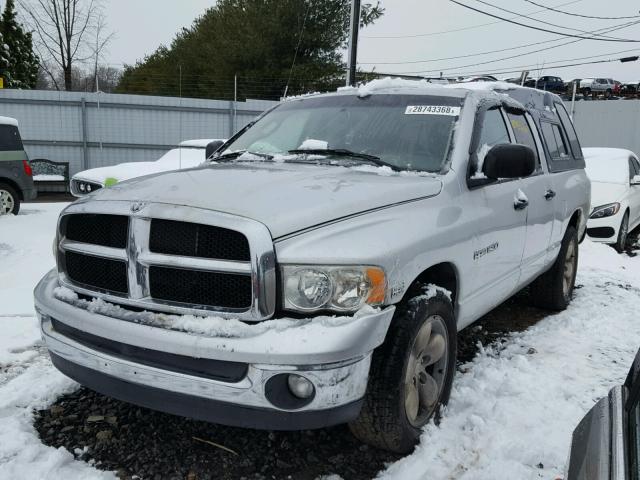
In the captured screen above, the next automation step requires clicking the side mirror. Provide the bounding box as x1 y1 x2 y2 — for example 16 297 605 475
205 140 225 160
482 144 536 180
631 174 640 186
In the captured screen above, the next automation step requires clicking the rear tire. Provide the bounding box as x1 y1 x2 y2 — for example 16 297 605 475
530 225 578 311
0 182 19 215
612 211 629 253
349 287 457 453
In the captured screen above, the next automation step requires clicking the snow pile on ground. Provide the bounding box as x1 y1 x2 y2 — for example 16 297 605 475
0 203 115 479
382 240 640 480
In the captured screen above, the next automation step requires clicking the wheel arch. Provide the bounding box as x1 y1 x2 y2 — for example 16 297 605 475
402 262 459 311
0 177 23 200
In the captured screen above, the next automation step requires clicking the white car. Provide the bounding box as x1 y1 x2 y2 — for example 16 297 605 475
70 139 225 197
584 147 640 251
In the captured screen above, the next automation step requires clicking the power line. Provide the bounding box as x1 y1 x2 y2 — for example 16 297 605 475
472 0 630 40
361 0 583 39
522 0 640 20
437 49 640 77
449 0 640 42
358 19 639 66
373 20 640 75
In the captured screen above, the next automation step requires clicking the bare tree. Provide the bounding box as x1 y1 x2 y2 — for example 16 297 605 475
19 0 112 91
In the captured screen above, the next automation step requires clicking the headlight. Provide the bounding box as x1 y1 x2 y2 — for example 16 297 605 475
590 202 620 219
282 265 386 313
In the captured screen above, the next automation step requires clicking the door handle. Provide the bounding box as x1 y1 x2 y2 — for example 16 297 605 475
544 189 556 200
514 198 529 210
514 189 529 210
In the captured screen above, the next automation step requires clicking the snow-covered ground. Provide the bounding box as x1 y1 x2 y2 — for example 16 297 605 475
0 204 639 479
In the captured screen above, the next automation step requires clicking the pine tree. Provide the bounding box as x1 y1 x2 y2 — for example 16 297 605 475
117 0 383 100
1 0 39 88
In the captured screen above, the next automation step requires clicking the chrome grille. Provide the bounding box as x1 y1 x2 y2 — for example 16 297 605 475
56 202 276 320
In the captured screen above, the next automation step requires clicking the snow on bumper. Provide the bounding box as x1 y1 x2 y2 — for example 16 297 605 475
34 270 394 426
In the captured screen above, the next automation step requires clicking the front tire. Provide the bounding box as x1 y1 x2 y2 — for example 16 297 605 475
0 182 20 215
530 225 578 310
612 211 629 253
349 287 457 453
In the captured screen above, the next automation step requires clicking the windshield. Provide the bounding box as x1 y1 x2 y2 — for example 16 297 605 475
221 94 463 173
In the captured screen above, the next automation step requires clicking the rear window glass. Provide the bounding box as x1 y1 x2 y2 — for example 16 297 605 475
555 103 583 159
0 125 23 151
541 122 570 160
507 112 539 166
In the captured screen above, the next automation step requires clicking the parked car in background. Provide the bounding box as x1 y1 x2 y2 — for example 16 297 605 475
565 79 582 95
0 116 36 215
70 138 225 197
583 148 640 252
36 81 590 454
580 78 617 98
458 75 498 83
565 346 640 479
532 75 565 93
620 81 640 96
613 80 623 96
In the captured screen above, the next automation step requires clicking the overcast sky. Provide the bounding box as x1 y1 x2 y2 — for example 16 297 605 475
104 0 640 81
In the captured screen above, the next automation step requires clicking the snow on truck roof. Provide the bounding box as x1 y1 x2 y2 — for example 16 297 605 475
289 78 547 112
0 116 18 127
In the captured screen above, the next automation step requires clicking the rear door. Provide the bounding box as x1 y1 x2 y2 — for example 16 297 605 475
506 110 555 284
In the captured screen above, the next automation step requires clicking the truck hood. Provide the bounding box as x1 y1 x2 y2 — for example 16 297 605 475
89 162 443 238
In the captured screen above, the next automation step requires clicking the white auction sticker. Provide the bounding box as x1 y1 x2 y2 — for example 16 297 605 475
404 105 461 116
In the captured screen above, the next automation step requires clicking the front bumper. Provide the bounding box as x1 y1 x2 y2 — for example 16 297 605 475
586 209 623 243
35 270 395 429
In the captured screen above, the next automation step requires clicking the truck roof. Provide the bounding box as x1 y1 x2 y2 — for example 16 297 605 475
288 78 562 114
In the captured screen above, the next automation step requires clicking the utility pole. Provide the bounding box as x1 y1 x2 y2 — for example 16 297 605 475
346 0 361 87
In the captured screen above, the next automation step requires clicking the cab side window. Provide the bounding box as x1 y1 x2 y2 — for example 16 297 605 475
473 108 510 177
507 111 540 170
630 158 637 181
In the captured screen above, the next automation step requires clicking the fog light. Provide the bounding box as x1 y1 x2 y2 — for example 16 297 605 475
287 374 314 399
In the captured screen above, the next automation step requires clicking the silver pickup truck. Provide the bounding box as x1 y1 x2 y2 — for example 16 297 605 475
34 81 590 453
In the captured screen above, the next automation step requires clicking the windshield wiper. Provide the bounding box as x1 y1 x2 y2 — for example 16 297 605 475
287 148 401 171
213 150 274 162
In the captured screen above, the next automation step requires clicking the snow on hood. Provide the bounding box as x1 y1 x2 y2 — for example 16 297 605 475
88 161 443 238
74 148 206 185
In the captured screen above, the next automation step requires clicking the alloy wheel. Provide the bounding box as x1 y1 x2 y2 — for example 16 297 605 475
562 240 577 298
404 314 449 427
0 189 14 215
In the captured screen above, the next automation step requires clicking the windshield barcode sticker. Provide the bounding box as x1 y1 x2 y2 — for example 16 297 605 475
405 105 460 116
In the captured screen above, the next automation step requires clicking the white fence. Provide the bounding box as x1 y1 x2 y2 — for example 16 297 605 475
0 89 277 176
